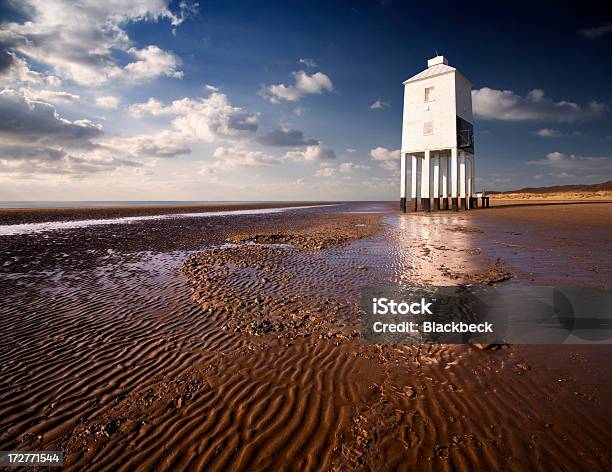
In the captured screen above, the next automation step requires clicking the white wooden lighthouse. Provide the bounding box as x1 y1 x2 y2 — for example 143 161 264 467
400 56 481 212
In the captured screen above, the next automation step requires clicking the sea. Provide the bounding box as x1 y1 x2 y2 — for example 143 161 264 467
0 201 300 209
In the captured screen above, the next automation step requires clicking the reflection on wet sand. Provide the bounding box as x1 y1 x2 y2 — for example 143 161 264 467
388 213 480 285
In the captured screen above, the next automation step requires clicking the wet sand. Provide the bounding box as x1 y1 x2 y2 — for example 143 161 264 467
0 202 334 225
1 202 610 471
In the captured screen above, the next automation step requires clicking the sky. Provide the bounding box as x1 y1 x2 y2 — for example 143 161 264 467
0 0 611 201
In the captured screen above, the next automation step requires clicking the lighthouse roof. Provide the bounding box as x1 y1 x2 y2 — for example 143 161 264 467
403 56 457 84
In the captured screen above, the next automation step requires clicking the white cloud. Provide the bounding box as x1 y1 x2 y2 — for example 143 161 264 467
379 160 400 173
113 92 261 162
0 1 191 86
534 129 582 138
95 95 120 109
20 89 260 168
284 144 336 162
128 97 167 117
346 148 356 153
370 147 400 161
21 88 80 104
549 172 576 179
122 46 183 82
204 84 220 92
579 23 612 39
0 53 61 86
339 162 369 172
200 146 280 174
370 99 389 110
534 128 563 138
370 147 400 174
298 58 317 68
0 149 141 177
315 166 336 177
472 87 607 123
292 106 304 116
128 92 259 142
261 70 333 103
527 151 612 171
103 131 191 158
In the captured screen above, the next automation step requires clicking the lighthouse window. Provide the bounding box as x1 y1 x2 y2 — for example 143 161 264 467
423 121 433 135
424 87 435 102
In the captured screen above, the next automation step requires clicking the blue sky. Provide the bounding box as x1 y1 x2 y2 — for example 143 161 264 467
0 0 611 201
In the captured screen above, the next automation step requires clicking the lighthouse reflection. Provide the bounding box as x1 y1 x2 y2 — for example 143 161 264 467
387 213 481 286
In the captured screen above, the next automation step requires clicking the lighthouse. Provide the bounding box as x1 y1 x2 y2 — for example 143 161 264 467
399 56 480 212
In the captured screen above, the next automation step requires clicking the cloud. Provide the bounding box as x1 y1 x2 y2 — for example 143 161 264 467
472 87 607 123
0 150 141 177
128 92 259 142
116 92 261 160
261 70 333 103
379 160 400 173
122 46 183 82
128 98 167 117
0 1 191 86
316 166 336 177
256 128 318 146
213 146 278 166
312 161 369 177
370 147 400 174
346 148 356 153
370 99 390 110
534 128 563 138
298 58 318 68
579 23 612 39
0 52 61 86
284 145 336 162
549 172 576 179
21 88 80 104
200 146 280 174
534 128 583 138
95 96 120 109
292 107 304 116
125 92 330 173
0 88 101 146
204 84 220 92
0 88 146 177
370 147 400 161
339 162 369 172
527 152 612 171
0 42 14 74
103 132 191 158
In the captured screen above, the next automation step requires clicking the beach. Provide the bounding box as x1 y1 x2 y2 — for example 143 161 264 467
1 201 611 471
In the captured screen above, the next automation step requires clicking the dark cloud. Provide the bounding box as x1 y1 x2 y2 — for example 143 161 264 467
0 144 66 161
0 42 15 73
257 128 319 146
227 113 259 133
0 89 139 177
0 88 102 146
